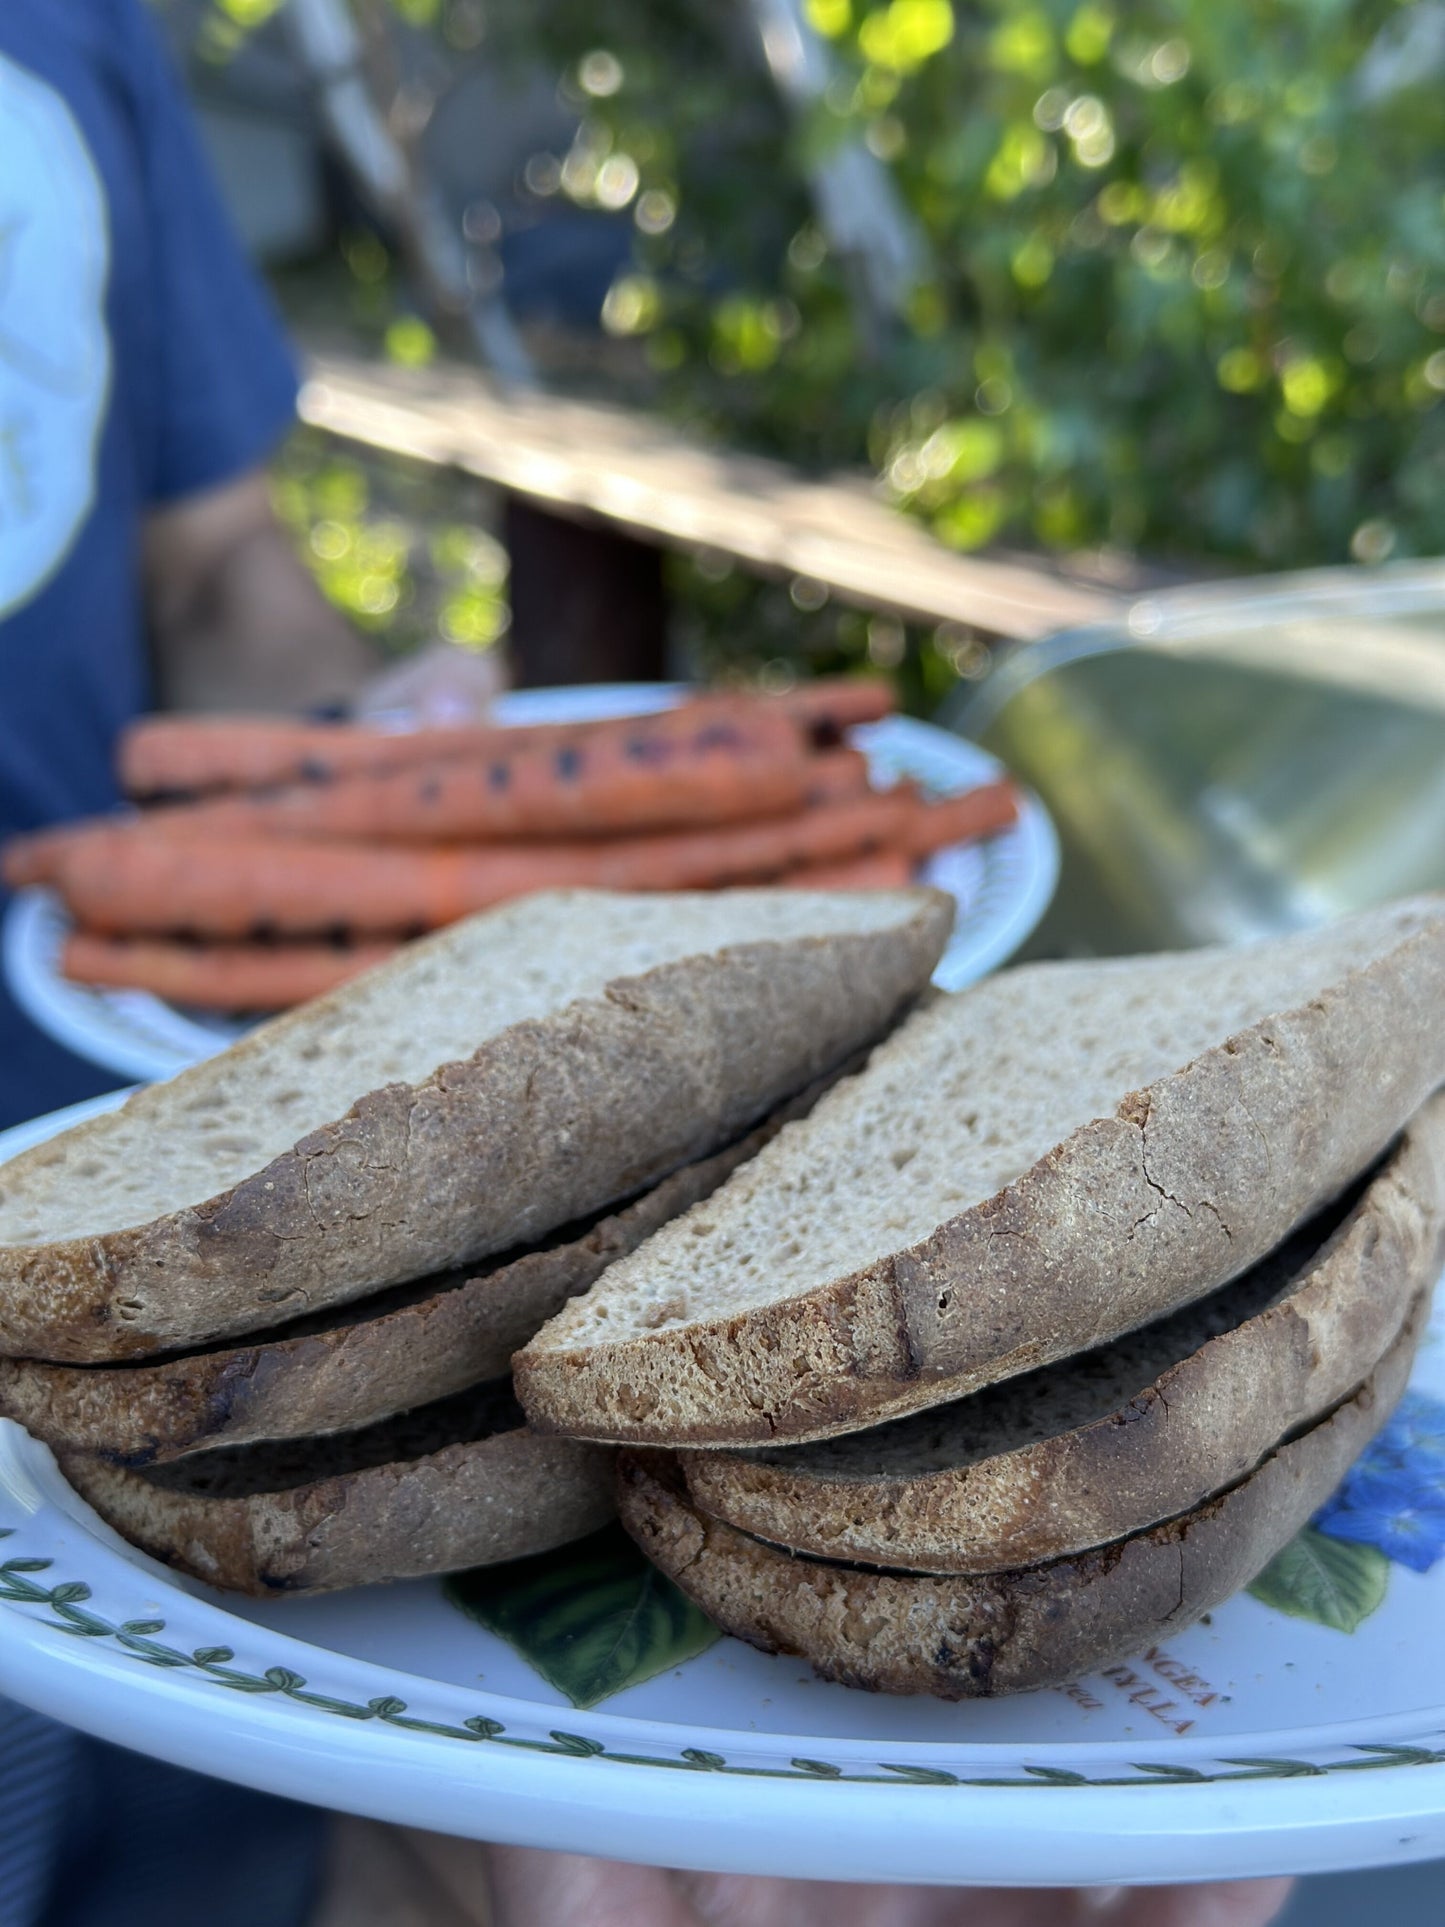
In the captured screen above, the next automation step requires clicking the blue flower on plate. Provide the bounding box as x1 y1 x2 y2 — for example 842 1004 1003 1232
1378 1392 1445 1469
1313 1391 1445 1574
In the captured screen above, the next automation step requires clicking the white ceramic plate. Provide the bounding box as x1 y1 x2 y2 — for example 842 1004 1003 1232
1 1100 1444 1884
1 686 1057 1082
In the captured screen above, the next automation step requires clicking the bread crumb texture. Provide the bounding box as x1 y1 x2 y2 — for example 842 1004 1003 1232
0 890 926 1246
677 1091 1445 1568
613 1305 1419 1696
519 897 1445 1443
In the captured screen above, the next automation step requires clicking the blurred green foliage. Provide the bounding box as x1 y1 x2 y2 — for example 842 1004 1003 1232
270 429 508 655
180 0 1443 691
485 0 1443 574
190 0 287 62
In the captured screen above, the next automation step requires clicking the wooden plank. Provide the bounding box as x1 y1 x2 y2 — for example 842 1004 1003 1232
298 353 1126 643
504 496 668 685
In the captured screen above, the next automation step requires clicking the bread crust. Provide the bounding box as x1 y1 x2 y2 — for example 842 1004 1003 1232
0 896 950 1363
0 1082 841 1465
518 902 1445 1445
678 1094 1445 1569
61 1423 614 1596
616 1309 1422 1699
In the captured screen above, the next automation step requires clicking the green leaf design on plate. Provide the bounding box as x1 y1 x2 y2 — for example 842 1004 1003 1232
1247 1527 1390 1633
445 1525 721 1709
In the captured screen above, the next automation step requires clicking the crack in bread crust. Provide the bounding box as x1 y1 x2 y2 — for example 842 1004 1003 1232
517 902 1445 1446
0 1073 855 1464
675 1100 1445 1571
614 1308 1422 1698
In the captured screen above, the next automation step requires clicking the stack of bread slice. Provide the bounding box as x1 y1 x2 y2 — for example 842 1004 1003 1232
0 886 952 1594
515 898 1445 1697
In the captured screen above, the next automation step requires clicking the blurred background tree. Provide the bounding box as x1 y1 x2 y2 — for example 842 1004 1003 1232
165 0 1445 693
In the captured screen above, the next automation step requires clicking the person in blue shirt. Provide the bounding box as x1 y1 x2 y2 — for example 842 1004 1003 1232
0 0 491 1135
0 7 1294 1925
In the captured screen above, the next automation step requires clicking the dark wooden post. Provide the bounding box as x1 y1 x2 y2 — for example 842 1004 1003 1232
503 496 669 687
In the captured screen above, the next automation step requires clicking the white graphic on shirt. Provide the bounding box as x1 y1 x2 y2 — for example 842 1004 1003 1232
0 51 110 617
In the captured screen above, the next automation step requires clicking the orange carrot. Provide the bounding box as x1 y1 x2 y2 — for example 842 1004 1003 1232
2 822 119 891
61 933 396 1011
117 705 742 799
2 732 847 890
117 683 895 798
140 710 811 844
773 677 895 743
22 770 1017 928
50 832 469 938
119 716 485 798
907 781 1019 858
781 849 914 890
581 791 918 891
49 793 921 938
803 747 873 806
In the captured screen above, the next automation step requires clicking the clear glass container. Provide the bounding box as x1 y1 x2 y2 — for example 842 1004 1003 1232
945 563 1445 957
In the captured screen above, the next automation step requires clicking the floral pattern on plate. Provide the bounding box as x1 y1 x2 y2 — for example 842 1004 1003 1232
1249 1390 1445 1633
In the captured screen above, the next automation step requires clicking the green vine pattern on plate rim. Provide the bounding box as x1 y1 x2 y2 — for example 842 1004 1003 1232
4 1531 1444 1790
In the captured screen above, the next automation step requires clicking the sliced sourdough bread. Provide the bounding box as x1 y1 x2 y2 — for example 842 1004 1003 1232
616 1306 1423 1699
678 1091 1445 1570
0 1075 844 1466
517 897 1445 1447
0 887 950 1363
59 1379 611 1596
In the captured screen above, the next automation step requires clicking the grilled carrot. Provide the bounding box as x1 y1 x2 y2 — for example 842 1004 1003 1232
18 774 1015 932
117 705 743 799
48 792 920 938
591 791 920 891
781 849 915 890
907 781 1019 857
51 833 468 938
117 681 895 798
803 747 873 806
774 784 1017 887
61 933 396 1011
119 716 472 798
139 711 811 843
45 782 1016 941
0 747 868 892
2 823 114 890
774 677 895 743
17 709 819 876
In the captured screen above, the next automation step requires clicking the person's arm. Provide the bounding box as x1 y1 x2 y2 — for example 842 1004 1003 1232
143 468 378 715
315 1831 1295 1927
121 4 504 726
144 464 509 721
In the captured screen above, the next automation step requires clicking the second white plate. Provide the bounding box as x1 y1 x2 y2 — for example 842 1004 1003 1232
2 688 1057 1082
0 1270 1442 1886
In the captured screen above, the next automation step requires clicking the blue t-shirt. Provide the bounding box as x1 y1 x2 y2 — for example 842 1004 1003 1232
0 0 299 1125
0 28 324 1927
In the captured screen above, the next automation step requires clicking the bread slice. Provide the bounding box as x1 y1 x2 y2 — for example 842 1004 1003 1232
59 1378 613 1596
616 1305 1423 1699
678 1092 1445 1570
0 887 950 1363
0 1075 843 1467
517 897 1445 1447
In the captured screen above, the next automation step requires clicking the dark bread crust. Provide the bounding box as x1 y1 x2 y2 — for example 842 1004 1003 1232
518 902 1445 1446
0 1077 847 1466
677 1095 1445 1569
60 1380 614 1595
0 897 950 1363
615 1308 1423 1699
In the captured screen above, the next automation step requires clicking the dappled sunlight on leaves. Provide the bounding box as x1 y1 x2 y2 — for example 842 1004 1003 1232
198 0 1444 693
270 433 507 655
476 0 1443 598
